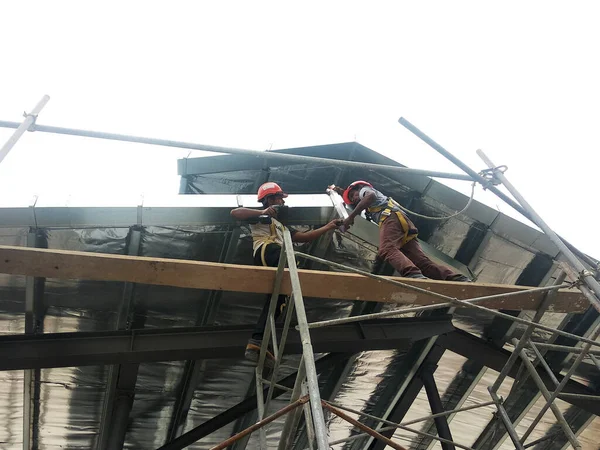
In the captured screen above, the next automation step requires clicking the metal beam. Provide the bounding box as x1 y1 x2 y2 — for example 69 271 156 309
156 352 348 450
0 318 452 371
415 312 520 450
0 193 334 229
367 341 447 450
23 229 47 450
417 360 485 450
97 227 143 450
178 142 359 177
420 364 455 450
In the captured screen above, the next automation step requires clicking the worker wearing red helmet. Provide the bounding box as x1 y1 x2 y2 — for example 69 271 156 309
336 181 470 282
231 182 341 367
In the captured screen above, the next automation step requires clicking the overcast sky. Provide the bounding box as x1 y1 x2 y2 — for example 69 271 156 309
0 1 598 257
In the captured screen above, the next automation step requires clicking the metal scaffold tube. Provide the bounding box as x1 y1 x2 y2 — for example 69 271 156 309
526 340 560 387
487 388 525 450
398 117 598 269
0 119 473 181
513 339 581 449
476 149 600 312
283 229 329 450
0 95 50 166
322 400 483 450
531 342 600 356
519 323 600 445
321 401 408 450
277 356 308 450
490 272 566 393
210 395 309 450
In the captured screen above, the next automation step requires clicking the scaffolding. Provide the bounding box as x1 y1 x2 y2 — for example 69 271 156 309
0 96 599 449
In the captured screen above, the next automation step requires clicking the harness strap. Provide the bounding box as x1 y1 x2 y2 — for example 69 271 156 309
257 221 283 266
375 199 417 246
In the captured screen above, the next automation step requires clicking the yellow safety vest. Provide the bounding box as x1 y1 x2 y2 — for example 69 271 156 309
367 198 418 247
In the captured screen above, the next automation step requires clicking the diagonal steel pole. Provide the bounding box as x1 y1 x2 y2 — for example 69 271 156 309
0 95 50 166
323 400 494 448
321 401 408 450
398 117 598 269
477 149 600 312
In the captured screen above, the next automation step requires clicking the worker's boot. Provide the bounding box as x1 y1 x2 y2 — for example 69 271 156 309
449 274 472 282
245 338 276 368
405 273 428 279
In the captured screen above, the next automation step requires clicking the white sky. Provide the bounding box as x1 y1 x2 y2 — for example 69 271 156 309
0 1 598 257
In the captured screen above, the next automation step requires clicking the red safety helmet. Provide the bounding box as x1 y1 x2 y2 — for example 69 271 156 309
257 182 288 202
342 180 372 205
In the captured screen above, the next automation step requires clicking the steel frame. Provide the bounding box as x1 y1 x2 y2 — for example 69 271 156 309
2 102 599 449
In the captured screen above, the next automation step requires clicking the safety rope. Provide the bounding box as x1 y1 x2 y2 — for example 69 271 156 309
395 181 476 221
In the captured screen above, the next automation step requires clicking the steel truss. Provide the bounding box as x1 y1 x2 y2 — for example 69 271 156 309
1 100 599 449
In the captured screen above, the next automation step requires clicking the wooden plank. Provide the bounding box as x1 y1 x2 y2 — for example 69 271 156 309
0 245 587 313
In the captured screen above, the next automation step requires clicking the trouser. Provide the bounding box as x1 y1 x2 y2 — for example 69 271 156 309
252 243 287 341
378 212 458 280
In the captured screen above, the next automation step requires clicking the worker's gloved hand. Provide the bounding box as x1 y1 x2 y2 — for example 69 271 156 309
342 216 354 230
327 219 343 230
261 207 278 218
327 185 345 196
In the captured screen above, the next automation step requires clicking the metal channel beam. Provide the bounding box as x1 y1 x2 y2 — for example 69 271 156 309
177 143 357 177
0 318 453 371
23 229 47 450
97 227 143 450
0 194 334 228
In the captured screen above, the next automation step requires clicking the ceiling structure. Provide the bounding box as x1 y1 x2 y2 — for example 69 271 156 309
0 141 598 449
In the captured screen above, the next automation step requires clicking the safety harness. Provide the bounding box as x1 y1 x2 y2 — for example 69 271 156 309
366 197 418 247
252 220 284 267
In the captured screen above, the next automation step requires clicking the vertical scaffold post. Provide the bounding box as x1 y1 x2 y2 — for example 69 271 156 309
282 229 329 450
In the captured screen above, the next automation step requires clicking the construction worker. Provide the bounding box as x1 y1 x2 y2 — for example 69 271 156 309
335 181 470 281
231 182 341 367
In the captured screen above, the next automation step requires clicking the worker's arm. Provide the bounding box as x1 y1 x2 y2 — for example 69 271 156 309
292 220 340 243
230 207 276 220
343 191 376 228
